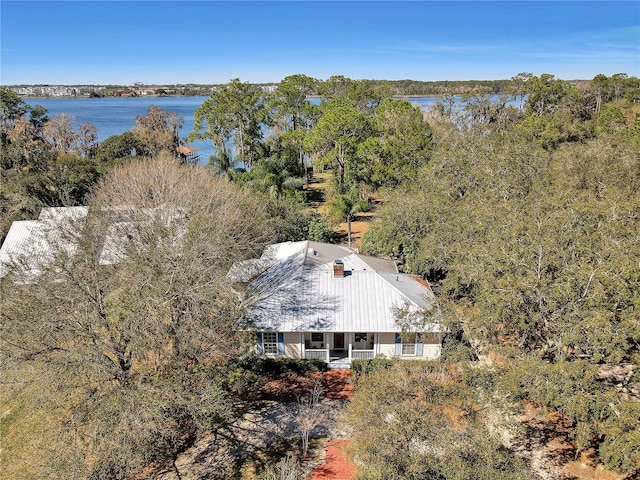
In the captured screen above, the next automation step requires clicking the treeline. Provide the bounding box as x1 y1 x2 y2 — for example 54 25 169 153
90 84 216 97
372 78 513 95
13 73 638 100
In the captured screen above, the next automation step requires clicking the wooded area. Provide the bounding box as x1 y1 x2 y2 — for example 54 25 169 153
1 71 639 479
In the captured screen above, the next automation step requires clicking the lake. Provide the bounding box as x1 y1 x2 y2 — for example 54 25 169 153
25 96 216 162
24 94 469 164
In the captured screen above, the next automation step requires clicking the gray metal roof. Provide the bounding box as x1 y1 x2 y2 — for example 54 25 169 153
2 205 188 274
98 205 187 265
240 241 438 333
0 207 87 278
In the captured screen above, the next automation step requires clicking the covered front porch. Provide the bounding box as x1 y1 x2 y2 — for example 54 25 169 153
257 329 441 367
257 331 384 367
302 332 376 367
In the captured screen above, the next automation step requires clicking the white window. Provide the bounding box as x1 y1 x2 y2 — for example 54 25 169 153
354 332 368 343
263 332 278 354
311 332 324 343
401 333 417 356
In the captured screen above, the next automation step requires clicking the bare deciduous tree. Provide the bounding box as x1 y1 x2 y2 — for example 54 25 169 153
1 154 273 478
296 379 327 457
41 112 97 157
132 105 184 156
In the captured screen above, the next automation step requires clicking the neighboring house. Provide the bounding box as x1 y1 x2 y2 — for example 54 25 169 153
231 241 442 368
97 204 187 265
0 205 186 274
0 207 88 279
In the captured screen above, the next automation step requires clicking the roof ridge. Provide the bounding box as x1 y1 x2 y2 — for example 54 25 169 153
245 246 308 303
301 239 311 261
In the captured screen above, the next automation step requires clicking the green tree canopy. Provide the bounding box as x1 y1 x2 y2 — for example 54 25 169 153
345 362 534 480
267 74 320 178
327 185 369 247
304 99 375 191
318 75 390 113
0 87 30 126
357 98 433 189
360 121 640 476
190 78 269 168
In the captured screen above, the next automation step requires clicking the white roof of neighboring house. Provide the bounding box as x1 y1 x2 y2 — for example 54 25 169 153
2 204 189 274
37 206 88 223
97 205 187 265
98 221 135 265
0 220 45 272
0 207 88 278
237 241 438 333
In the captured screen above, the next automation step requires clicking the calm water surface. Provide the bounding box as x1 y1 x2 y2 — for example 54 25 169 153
26 96 215 162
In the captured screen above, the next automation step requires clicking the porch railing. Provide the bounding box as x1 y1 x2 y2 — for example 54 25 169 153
351 349 375 360
304 349 329 362
304 345 375 363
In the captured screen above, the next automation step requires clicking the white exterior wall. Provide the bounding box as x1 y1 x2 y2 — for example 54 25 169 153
377 333 397 358
422 344 442 360
373 332 442 360
284 332 303 358
274 331 442 361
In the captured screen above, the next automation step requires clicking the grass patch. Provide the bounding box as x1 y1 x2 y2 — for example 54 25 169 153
0 381 70 479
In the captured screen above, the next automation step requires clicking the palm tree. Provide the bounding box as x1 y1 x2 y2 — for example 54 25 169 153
243 156 305 205
208 150 234 180
328 186 369 247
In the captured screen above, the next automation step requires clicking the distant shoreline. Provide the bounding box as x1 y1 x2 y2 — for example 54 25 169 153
6 78 532 100
23 94 193 100
23 94 446 101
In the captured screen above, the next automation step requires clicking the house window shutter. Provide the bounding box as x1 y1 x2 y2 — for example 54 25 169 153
256 332 263 354
416 333 424 356
277 332 285 355
395 333 402 356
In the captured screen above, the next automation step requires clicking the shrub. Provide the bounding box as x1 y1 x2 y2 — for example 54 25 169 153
257 357 326 375
352 356 395 376
308 216 334 242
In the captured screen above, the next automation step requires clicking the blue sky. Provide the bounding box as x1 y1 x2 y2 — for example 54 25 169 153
1 1 638 85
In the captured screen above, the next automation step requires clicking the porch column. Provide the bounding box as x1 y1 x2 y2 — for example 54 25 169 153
348 343 352 363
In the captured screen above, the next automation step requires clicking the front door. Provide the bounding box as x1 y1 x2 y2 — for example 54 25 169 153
333 333 345 350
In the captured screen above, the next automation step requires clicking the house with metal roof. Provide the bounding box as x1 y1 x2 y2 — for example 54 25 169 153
0 205 189 276
232 241 442 368
0 207 88 280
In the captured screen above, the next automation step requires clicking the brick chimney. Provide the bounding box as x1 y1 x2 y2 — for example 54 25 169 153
333 259 344 278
